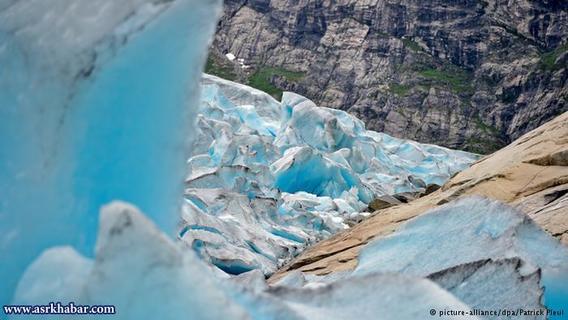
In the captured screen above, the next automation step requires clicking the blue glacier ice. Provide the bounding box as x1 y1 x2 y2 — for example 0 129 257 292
14 202 480 320
4 0 565 319
14 203 249 319
0 0 221 305
355 197 568 318
182 74 479 274
19 197 564 320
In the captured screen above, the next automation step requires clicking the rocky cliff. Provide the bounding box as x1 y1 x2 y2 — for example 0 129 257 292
270 111 568 281
209 0 568 153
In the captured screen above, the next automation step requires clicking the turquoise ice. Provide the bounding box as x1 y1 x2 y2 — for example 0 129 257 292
3 1 562 319
182 74 479 274
0 0 221 305
355 197 568 318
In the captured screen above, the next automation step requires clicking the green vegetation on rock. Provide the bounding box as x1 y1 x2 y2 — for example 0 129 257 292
474 115 499 135
418 66 474 94
205 55 237 81
467 114 506 153
389 83 411 96
465 136 503 155
540 43 568 72
402 38 421 52
248 67 306 99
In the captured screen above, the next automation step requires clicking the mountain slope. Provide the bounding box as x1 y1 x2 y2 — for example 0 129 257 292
270 111 568 281
210 0 568 153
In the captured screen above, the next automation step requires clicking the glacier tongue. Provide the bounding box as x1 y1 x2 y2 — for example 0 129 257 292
0 0 221 305
183 74 479 274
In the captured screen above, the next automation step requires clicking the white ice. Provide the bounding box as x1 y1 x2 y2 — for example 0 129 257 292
14 202 480 320
14 195 564 320
183 74 479 275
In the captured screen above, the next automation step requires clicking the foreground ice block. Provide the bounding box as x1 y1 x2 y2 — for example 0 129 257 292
183 75 479 275
14 203 249 320
15 203 479 320
0 0 221 305
355 197 568 316
15 197 561 319
227 271 480 320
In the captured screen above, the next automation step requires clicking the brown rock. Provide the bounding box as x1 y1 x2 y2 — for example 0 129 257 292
525 148 568 167
423 184 442 196
368 195 401 211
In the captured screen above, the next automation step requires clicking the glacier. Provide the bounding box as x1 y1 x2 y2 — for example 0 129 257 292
3 0 567 319
0 0 221 305
14 197 568 319
182 74 479 274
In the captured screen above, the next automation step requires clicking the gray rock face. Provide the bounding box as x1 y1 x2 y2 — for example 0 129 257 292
211 0 568 153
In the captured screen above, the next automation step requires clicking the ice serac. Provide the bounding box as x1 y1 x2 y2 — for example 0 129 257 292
0 0 221 304
355 197 568 316
182 74 479 275
15 192 561 318
14 203 249 320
